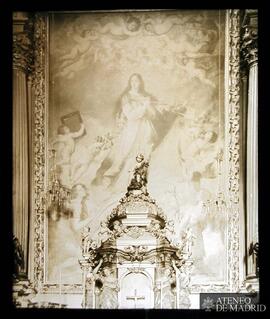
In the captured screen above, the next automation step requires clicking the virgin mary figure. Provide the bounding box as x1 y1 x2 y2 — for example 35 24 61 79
93 73 159 188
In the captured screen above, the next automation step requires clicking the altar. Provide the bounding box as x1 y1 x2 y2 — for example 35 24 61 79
79 155 194 309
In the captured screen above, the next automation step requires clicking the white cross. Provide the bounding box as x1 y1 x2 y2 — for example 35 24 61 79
126 289 145 308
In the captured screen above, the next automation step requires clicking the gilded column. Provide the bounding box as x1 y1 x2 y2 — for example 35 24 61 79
13 12 34 276
240 10 258 283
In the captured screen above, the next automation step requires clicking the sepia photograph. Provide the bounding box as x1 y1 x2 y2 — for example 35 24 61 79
12 9 259 310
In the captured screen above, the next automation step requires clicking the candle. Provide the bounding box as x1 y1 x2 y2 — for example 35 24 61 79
37 275 42 308
59 268 62 308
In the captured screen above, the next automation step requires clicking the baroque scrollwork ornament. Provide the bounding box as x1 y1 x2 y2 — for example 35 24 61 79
240 10 258 68
227 9 241 293
32 13 47 291
13 14 35 73
124 245 148 262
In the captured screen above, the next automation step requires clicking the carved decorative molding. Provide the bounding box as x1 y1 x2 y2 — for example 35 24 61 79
32 13 47 291
240 10 258 68
124 245 148 262
190 284 230 293
227 9 241 292
13 15 34 73
42 283 82 294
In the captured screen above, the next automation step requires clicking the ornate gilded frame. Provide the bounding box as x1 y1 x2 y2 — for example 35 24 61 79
31 10 242 295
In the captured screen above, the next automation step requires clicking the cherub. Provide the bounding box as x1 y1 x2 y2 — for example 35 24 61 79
67 184 92 233
96 15 142 38
51 123 85 166
179 56 216 88
59 29 98 69
143 14 187 35
70 136 108 184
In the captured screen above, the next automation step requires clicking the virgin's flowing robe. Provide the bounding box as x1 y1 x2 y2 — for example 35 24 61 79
92 91 157 192
104 92 157 177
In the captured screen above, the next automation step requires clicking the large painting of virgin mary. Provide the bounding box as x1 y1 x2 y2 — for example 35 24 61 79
47 10 226 284
93 72 162 188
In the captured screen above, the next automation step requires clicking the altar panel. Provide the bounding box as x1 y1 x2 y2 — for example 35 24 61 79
120 272 153 309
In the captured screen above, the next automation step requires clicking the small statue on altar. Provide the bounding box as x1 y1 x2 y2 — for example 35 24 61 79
158 268 175 308
84 258 103 308
172 260 186 289
127 154 149 195
98 221 113 243
112 220 125 238
99 267 119 309
181 227 195 256
81 226 92 255
13 236 24 279
86 258 103 282
147 219 162 238
172 259 191 308
163 220 176 243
